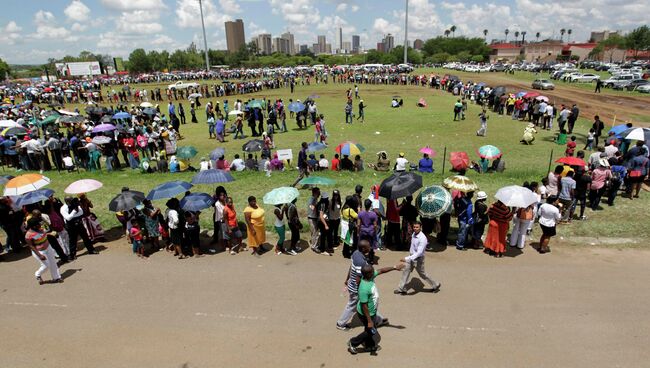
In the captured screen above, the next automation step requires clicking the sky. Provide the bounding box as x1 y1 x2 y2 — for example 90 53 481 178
0 0 648 64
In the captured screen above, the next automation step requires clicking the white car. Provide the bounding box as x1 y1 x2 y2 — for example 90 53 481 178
636 84 650 93
570 73 601 83
167 81 200 90
464 65 479 72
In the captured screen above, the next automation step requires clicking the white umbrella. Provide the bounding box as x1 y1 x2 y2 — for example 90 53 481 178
64 89 75 93
0 120 20 128
140 102 153 108
57 109 79 116
228 110 244 116
188 93 203 99
495 185 538 208
535 96 549 102
622 127 650 142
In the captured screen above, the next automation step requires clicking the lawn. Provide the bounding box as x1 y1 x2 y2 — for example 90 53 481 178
5 72 650 246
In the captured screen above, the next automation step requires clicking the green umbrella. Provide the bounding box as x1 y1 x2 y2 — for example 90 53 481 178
263 187 300 205
416 185 452 218
248 100 264 109
39 114 61 126
478 145 502 159
176 146 198 160
298 176 336 186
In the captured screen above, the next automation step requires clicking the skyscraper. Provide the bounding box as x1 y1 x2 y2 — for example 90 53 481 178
224 19 245 53
256 34 272 55
281 32 295 55
383 34 395 52
317 35 326 54
413 39 424 50
272 37 291 54
339 28 343 50
352 35 360 53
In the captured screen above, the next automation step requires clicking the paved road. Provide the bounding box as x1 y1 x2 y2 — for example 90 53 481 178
1 242 649 367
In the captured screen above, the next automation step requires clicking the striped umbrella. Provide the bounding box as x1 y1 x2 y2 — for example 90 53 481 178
1 126 28 136
146 181 193 200
191 169 235 184
443 175 479 193
416 185 452 218
3 174 51 196
335 141 365 156
263 187 300 205
14 189 55 207
478 145 502 159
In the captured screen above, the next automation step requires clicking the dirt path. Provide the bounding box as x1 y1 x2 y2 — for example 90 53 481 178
470 73 650 124
1 238 649 367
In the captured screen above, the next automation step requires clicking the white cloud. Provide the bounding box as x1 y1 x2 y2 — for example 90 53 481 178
31 11 77 41
336 3 347 11
101 0 166 11
249 21 267 35
372 18 400 36
116 10 163 34
34 10 55 23
0 21 23 45
151 34 175 45
269 0 319 25
351 5 359 12
175 0 233 28
71 22 87 32
219 0 242 13
64 0 91 22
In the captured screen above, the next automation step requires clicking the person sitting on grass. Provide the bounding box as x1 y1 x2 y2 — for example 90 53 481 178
354 155 364 172
566 136 577 157
521 123 537 145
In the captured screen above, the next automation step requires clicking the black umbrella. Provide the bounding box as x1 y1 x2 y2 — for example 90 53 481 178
242 139 264 152
108 189 145 212
378 172 423 200
100 115 112 123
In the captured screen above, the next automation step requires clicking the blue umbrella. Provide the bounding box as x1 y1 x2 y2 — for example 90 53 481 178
146 180 193 200
180 192 214 211
112 112 131 120
14 189 55 207
209 147 226 161
288 102 305 113
0 175 15 185
307 142 327 152
191 169 235 185
516 91 527 98
142 107 157 116
608 124 630 138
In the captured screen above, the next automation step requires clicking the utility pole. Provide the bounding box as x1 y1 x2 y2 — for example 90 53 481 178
403 0 408 64
198 0 210 72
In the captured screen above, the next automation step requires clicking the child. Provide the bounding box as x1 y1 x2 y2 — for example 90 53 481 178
129 220 145 258
565 136 577 156
555 129 567 145
184 211 201 257
62 154 75 172
584 129 595 150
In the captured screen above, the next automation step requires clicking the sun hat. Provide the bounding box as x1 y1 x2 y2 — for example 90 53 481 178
477 191 488 200
598 158 610 167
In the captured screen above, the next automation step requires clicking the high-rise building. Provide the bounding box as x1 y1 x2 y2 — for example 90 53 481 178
383 34 395 52
413 39 424 50
300 45 309 54
352 35 360 53
281 32 295 55
317 35 326 54
325 43 332 54
342 41 352 53
590 30 619 43
272 37 291 54
224 19 245 53
339 28 343 50
255 33 272 55
376 42 385 53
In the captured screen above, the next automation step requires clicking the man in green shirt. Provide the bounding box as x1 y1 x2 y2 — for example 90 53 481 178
348 263 404 354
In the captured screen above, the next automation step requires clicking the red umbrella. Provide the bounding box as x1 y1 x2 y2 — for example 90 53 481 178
523 91 540 99
43 87 54 93
556 156 586 166
449 151 470 170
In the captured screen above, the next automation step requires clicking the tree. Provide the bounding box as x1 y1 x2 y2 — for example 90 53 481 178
514 31 520 44
450 25 457 38
444 29 450 38
169 49 189 70
567 29 572 42
625 25 650 59
127 48 152 73
483 29 488 40
208 49 228 66
521 31 527 44
0 57 10 80
421 36 491 61
536 32 540 42
599 34 626 62
456 51 471 62
504 28 509 42
560 28 566 42
429 52 451 63
471 54 484 62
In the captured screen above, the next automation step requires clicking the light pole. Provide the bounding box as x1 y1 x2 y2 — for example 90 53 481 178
198 0 210 71
403 0 408 64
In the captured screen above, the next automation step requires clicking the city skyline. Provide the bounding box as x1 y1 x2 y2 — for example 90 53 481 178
1 0 649 63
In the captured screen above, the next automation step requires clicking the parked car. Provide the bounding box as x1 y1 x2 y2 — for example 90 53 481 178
636 84 650 93
167 81 200 90
614 79 650 91
532 79 555 90
570 73 601 83
603 74 636 88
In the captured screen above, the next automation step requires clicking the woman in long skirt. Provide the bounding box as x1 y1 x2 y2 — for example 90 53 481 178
244 196 266 256
483 200 514 258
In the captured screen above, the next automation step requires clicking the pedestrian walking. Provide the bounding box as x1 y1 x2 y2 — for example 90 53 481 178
394 221 442 294
25 218 63 285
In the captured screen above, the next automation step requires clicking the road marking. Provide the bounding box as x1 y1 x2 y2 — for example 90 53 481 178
5 302 68 308
427 325 505 332
195 312 267 321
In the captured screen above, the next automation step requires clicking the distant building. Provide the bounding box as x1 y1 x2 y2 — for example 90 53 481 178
352 35 360 53
488 43 522 62
255 33 272 55
376 42 385 53
383 34 395 52
339 28 343 50
272 37 291 54
281 32 295 55
225 19 245 53
342 41 352 53
590 30 619 43
300 45 310 54
325 43 332 54
561 43 598 61
523 41 564 62
413 39 424 50
317 35 326 54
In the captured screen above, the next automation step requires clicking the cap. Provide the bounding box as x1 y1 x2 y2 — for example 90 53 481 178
399 152 405 157
321 192 329 199
477 191 487 200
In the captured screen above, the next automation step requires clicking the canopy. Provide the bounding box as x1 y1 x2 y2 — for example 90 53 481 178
108 190 145 212
3 174 51 196
335 141 365 156
495 185 538 208
146 181 193 200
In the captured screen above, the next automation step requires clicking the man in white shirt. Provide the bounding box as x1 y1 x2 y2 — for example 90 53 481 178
538 196 561 254
394 221 441 294
212 191 226 248
394 152 408 172
230 154 245 171
318 154 329 170
60 197 97 259
545 103 554 130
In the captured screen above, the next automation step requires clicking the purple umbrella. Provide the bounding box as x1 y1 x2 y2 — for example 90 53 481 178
92 123 117 133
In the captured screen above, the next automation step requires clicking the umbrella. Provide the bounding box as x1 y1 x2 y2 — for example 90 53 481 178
416 185 452 218
112 112 131 120
57 109 78 116
288 102 305 113
3 174 51 196
14 189 55 207
140 102 153 108
108 190 145 212
242 139 264 152
309 94 321 99
0 120 20 128
621 127 650 142
92 123 117 133
535 96 549 102
1 126 28 136
100 115 112 123
188 93 203 99
146 180 193 200
419 146 436 157
307 142 328 152
443 175 479 193
92 136 112 145
516 91 527 98
209 147 226 161
247 100 263 109
477 145 502 159
555 156 586 166
0 175 15 185
180 192 215 212
378 172 423 200
58 115 85 124
495 185 538 208
263 187 300 205
142 107 157 116
43 87 54 93
176 146 198 159
522 91 540 99
608 124 630 137
39 114 60 126
449 151 470 170
298 176 335 186
64 179 104 194
417 98 428 107
228 109 244 116
191 169 235 184
335 141 365 156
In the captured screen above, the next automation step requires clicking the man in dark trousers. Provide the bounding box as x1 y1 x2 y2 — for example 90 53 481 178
595 79 603 93
60 197 97 260
291 142 309 187
567 104 579 134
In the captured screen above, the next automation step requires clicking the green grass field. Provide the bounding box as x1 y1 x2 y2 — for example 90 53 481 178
5 70 650 246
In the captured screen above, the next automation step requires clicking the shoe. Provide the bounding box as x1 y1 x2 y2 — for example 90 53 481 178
321 251 332 256
336 323 350 331
53 278 64 283
377 318 389 327
36 276 44 285
456 246 466 251
429 283 442 293
88 251 99 255
288 250 298 256
393 289 406 295
580 216 587 220
347 341 358 355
